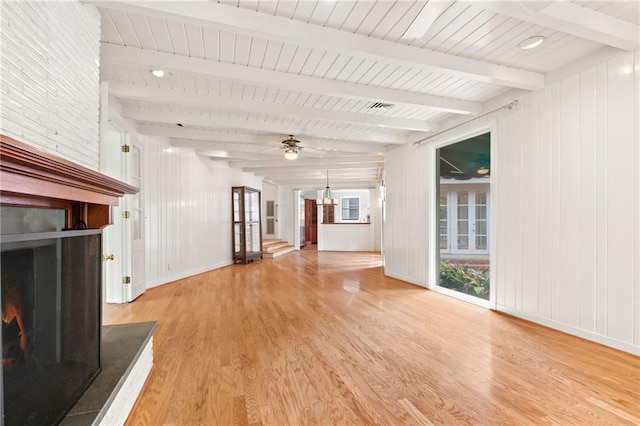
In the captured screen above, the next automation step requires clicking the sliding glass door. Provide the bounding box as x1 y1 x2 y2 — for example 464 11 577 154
436 132 491 304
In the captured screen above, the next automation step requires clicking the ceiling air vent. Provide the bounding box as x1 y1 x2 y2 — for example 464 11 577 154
369 102 395 109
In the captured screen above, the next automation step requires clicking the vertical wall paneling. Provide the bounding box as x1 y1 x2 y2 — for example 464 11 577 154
384 50 640 354
521 95 540 314
496 118 508 307
504 111 518 309
579 68 597 332
558 74 581 327
278 186 295 247
140 135 262 288
537 86 553 319
595 63 608 336
635 50 640 347
605 53 635 343
550 83 561 322
514 106 524 312
383 144 428 287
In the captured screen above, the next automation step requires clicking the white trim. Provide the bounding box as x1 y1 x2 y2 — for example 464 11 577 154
145 262 232 289
497 306 640 356
426 122 497 307
384 271 427 288
433 286 491 309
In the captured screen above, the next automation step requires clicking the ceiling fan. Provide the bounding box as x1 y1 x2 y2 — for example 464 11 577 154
281 135 303 160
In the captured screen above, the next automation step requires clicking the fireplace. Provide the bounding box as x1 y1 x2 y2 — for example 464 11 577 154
0 135 137 425
2 228 102 425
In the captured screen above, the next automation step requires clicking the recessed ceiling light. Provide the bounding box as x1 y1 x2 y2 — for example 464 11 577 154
151 69 170 78
519 35 545 50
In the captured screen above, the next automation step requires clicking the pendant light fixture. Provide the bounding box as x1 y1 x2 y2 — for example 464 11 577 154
316 170 338 205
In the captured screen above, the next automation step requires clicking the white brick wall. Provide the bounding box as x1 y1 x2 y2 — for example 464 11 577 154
0 1 101 170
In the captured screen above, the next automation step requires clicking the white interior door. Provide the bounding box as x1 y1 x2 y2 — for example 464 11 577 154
101 125 125 303
124 140 145 301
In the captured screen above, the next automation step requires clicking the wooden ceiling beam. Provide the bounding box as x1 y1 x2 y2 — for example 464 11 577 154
92 1 544 90
102 43 481 115
109 82 439 132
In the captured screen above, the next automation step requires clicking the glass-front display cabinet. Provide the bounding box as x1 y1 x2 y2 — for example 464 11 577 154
232 186 263 264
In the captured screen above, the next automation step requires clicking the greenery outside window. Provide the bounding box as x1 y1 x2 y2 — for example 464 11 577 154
341 197 359 221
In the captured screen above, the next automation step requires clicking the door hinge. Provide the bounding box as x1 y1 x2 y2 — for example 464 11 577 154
121 144 130 153
122 276 131 284
122 210 131 219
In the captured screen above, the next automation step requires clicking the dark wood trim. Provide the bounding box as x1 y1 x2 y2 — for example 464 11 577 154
1 134 137 228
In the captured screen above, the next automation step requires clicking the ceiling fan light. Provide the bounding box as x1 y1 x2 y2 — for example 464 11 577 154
519 35 545 50
284 148 298 160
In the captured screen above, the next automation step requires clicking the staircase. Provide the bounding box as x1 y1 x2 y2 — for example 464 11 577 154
262 239 296 259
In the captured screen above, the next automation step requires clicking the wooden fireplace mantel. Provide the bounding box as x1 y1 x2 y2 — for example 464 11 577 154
0 134 138 229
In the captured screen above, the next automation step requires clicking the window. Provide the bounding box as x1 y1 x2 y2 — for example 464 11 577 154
341 197 359 221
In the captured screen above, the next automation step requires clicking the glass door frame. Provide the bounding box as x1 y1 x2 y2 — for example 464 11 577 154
427 123 497 309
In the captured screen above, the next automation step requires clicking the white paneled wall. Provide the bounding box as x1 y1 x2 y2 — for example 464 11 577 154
384 51 639 354
0 1 101 169
384 145 429 287
144 136 261 288
278 185 296 246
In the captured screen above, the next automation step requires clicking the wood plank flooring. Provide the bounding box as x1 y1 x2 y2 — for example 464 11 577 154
104 251 640 425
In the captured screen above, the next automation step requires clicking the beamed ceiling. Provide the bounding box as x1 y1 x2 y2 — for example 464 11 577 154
91 0 639 189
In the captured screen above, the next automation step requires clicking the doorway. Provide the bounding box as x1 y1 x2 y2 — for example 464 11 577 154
435 132 492 306
262 181 278 240
304 199 318 245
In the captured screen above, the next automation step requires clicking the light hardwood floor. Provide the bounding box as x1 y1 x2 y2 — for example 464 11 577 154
105 251 640 425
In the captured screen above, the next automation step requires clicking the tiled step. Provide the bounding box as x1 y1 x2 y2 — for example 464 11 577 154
263 239 296 259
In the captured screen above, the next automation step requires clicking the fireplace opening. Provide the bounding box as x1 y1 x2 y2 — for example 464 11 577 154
1 229 102 425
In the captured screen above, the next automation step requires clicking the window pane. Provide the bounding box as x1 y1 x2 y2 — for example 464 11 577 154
341 198 359 220
439 206 447 219
476 191 487 204
457 236 468 249
476 221 487 235
476 206 487 220
457 220 468 234
439 235 448 249
457 206 468 219
476 236 487 250
457 192 468 204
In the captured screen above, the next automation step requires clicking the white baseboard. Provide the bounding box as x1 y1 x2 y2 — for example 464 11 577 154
145 261 232 289
497 305 640 356
383 270 427 288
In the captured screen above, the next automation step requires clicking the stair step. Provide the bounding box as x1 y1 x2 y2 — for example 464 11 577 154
262 239 285 248
263 242 290 253
263 245 295 259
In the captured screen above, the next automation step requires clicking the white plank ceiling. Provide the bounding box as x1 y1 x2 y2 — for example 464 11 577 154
94 0 639 188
